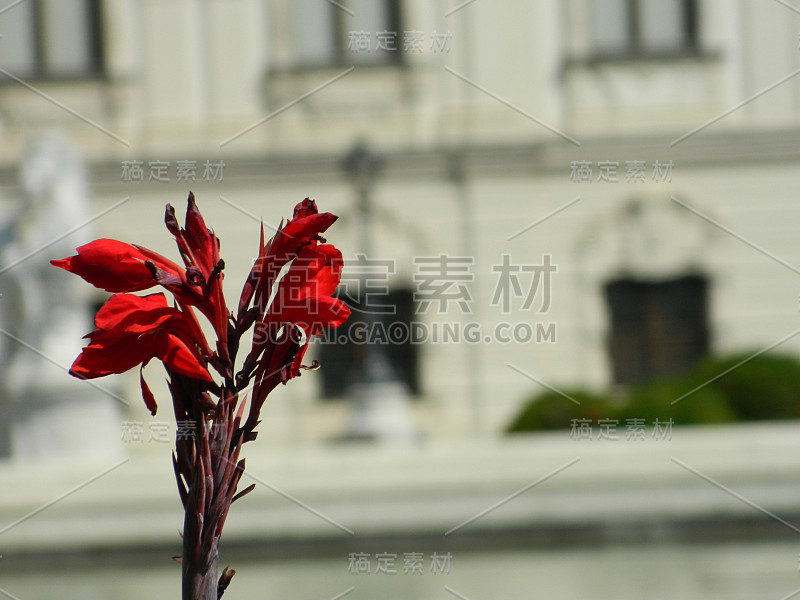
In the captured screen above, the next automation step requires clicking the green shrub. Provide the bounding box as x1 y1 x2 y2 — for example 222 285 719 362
615 374 737 426
691 353 800 421
506 389 615 433
505 352 800 432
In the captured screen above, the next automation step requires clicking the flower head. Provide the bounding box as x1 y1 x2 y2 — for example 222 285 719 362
53 194 348 421
235 199 350 429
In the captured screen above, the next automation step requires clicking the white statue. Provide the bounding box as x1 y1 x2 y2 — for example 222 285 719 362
0 134 120 460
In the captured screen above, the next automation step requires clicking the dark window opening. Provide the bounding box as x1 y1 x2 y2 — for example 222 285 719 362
604 274 709 386
316 288 419 399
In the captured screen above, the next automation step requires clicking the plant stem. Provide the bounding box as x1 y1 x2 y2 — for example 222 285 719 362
182 459 220 600
182 535 218 600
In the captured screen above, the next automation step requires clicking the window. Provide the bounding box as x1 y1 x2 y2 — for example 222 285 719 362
592 0 698 58
604 275 709 386
290 0 402 68
317 288 419 398
0 0 103 79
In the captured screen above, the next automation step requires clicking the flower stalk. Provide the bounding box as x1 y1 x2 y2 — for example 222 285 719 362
52 194 349 599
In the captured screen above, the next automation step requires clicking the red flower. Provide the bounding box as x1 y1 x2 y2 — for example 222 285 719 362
237 200 350 429
241 203 348 366
239 198 338 323
52 193 228 347
54 194 349 422
163 193 228 346
70 293 213 413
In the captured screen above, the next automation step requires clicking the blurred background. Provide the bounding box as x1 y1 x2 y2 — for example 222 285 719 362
3 1 800 598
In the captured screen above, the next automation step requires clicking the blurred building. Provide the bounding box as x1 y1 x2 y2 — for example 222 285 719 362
6 4 800 600
1 0 800 443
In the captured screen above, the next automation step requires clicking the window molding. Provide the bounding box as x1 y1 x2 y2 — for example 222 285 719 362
287 0 404 72
563 47 719 70
0 0 105 84
582 0 704 65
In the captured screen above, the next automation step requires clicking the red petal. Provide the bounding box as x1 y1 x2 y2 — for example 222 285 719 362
94 293 176 333
69 330 159 378
308 296 351 333
131 244 184 274
52 239 156 293
259 213 337 282
158 334 213 382
299 244 343 298
266 296 350 335
140 364 158 416
279 212 337 252
271 244 343 310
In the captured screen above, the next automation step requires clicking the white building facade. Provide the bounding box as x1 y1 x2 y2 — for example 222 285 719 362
1 0 799 442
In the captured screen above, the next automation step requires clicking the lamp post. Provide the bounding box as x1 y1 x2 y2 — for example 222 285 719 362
341 141 416 444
